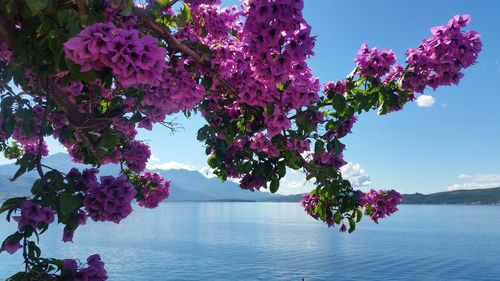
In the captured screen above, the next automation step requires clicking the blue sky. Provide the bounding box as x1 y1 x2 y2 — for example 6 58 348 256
3 0 499 195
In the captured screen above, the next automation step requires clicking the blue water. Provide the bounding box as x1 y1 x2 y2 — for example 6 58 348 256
1 203 500 280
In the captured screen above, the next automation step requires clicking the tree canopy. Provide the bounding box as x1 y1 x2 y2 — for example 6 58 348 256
0 0 481 279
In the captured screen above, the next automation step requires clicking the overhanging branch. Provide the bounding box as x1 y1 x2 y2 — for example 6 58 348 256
131 6 239 97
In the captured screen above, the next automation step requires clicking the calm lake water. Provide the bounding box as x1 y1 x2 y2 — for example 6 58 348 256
1 203 500 280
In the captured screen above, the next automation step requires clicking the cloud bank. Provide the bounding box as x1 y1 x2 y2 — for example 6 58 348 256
447 174 500 191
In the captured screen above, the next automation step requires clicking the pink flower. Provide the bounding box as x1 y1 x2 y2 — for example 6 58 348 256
137 172 170 209
123 141 151 173
13 201 55 232
357 189 403 223
355 44 396 78
83 174 136 224
0 236 21 255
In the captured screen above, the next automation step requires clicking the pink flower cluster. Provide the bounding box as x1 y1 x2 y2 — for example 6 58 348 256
357 189 403 223
141 60 205 127
137 172 170 209
328 116 358 139
264 106 291 137
313 151 347 169
112 117 138 140
0 236 21 254
403 15 482 92
64 23 166 87
123 141 151 173
239 174 264 191
191 4 241 40
286 139 310 154
250 132 280 157
241 0 319 111
300 194 334 227
13 201 55 232
184 0 221 7
11 105 49 157
355 44 397 78
243 0 314 81
23 141 49 157
323 80 348 95
83 174 137 224
63 254 108 281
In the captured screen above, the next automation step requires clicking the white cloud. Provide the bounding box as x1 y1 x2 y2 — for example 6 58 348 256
277 177 313 195
340 162 371 188
416 95 435 107
447 174 500 191
199 166 216 178
147 161 196 171
276 162 371 195
149 155 160 162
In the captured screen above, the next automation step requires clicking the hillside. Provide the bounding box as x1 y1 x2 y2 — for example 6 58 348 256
2 153 499 205
262 188 500 205
0 153 279 202
402 187 500 205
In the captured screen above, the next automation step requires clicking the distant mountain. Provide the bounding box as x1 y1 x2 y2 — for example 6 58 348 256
402 187 500 205
260 188 500 205
0 153 279 202
4 153 498 205
262 193 305 202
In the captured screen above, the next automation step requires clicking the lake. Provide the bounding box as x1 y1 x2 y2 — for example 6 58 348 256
1 203 500 280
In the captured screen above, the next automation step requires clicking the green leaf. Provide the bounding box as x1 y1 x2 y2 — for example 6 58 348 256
27 241 41 259
237 162 253 173
99 132 120 150
0 197 26 214
348 217 356 233
314 140 324 154
207 154 220 168
331 94 347 113
177 3 192 28
355 208 363 223
277 162 286 178
26 0 51 15
59 192 81 221
269 179 279 193
333 211 342 224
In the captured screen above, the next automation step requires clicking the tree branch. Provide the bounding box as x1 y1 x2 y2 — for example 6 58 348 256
74 0 89 25
131 6 239 97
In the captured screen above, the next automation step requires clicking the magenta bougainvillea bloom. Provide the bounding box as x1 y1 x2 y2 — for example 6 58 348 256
313 150 347 170
357 189 403 223
137 172 170 209
123 141 151 173
323 80 349 95
13 201 55 232
184 0 221 7
355 44 397 78
64 254 108 281
300 194 335 227
250 132 280 158
83 175 137 224
0 237 22 255
403 14 481 92
64 23 166 88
